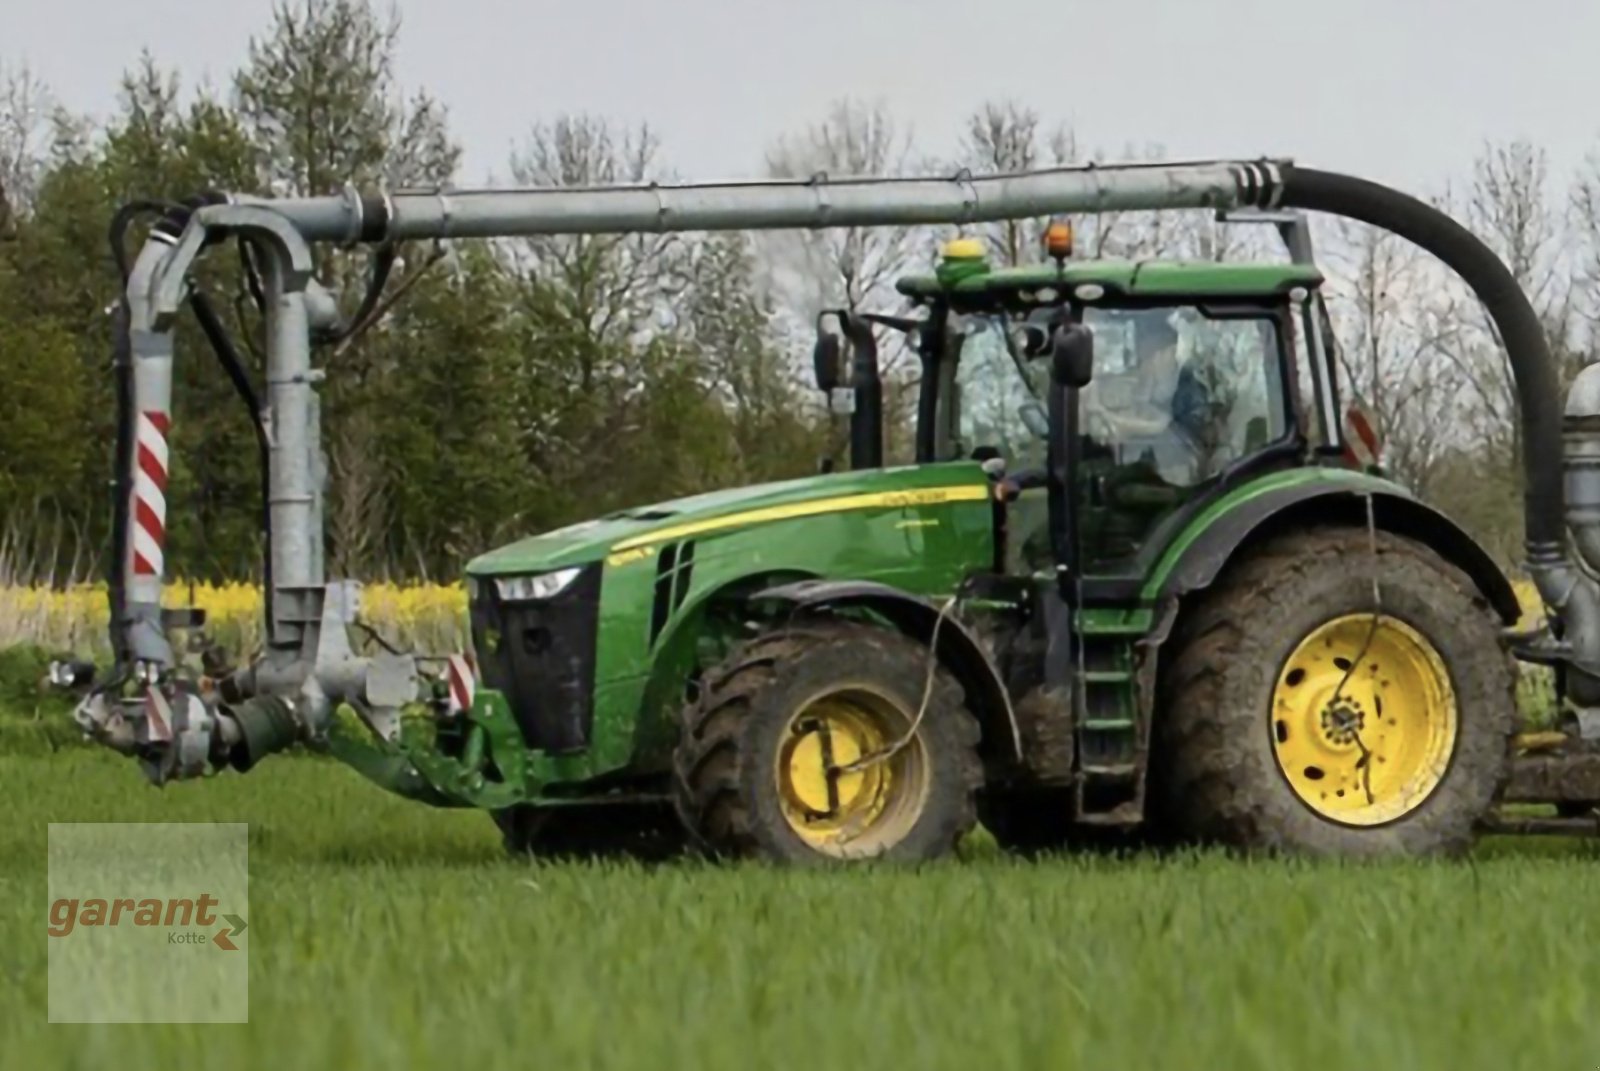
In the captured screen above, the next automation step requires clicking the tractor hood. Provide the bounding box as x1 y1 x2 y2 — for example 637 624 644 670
466 461 990 576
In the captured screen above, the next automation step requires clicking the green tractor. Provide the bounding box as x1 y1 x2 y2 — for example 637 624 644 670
69 161 1593 863
467 220 1513 861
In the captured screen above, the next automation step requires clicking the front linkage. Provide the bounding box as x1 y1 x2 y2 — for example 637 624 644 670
331 664 543 810
64 621 536 807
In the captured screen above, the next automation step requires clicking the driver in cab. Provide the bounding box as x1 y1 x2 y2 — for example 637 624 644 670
1078 308 1235 516
1080 311 1183 443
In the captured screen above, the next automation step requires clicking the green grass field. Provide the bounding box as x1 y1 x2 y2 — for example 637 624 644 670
4 750 1600 1069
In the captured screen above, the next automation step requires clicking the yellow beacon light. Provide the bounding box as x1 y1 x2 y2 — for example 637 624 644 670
942 237 986 260
937 237 989 284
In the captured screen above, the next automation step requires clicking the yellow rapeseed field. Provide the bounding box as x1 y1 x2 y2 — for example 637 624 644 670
0 576 1562 728
0 578 1548 655
0 580 468 657
0 579 1554 721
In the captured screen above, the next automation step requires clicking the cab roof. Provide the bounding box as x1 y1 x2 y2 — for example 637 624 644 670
895 259 1324 302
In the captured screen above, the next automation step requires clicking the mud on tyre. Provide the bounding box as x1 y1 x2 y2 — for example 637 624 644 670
672 621 982 864
1150 527 1516 857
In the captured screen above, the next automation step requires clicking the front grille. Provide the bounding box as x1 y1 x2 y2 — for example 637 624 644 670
468 563 602 754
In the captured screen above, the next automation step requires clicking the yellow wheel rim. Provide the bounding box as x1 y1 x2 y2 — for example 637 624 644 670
775 687 930 857
1271 614 1457 827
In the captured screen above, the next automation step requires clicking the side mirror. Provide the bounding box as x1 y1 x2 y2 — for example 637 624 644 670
812 328 844 393
1050 323 1094 389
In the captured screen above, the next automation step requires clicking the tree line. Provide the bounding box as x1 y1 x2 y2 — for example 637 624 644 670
2 0 1595 583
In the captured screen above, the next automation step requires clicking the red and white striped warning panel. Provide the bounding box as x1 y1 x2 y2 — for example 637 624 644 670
1343 404 1381 469
444 654 476 717
144 686 174 743
131 410 171 577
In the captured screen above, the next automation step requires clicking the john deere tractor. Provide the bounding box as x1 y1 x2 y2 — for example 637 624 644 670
64 160 1600 862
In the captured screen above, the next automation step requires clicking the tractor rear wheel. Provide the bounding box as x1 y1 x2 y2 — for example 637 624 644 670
494 802 684 861
1152 527 1515 857
673 622 982 864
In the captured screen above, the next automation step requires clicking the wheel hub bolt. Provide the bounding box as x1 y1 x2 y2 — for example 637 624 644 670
1321 700 1365 744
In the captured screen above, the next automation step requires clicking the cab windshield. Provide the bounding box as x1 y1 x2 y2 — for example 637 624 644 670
932 298 1294 572
1079 304 1289 487
938 309 1054 468
933 301 1290 487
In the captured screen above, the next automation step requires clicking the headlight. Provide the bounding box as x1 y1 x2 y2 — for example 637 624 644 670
494 567 582 603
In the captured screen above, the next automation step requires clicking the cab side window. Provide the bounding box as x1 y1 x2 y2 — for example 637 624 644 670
1077 304 1291 568
1080 306 1287 487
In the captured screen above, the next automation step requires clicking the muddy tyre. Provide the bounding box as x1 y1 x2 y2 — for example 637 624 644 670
493 803 684 861
1151 527 1515 857
673 622 982 864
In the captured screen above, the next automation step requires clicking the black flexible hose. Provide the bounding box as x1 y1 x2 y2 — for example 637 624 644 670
1278 166 1563 549
317 243 397 344
109 199 175 282
238 236 266 310
188 289 275 644
106 300 134 669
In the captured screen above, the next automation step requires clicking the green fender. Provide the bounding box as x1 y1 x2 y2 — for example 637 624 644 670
1146 475 1521 625
750 578 1022 761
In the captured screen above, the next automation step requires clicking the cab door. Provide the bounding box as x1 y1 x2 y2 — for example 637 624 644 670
1074 299 1299 578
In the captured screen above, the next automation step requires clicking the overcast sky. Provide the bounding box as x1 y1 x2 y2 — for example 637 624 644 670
7 0 1599 195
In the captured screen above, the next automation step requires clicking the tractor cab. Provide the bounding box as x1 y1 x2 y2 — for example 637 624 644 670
894 226 1338 583
858 226 1364 827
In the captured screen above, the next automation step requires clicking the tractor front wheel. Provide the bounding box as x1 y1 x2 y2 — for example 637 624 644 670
673 622 982 864
1152 527 1515 857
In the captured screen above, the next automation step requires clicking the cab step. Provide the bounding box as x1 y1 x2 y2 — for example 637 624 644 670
1080 762 1139 779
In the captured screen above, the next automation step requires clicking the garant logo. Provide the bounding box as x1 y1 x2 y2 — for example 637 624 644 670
46 895 247 952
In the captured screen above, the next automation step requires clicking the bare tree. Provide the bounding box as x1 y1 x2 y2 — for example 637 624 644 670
762 99 930 460
0 63 54 232
1450 140 1577 461
765 98 922 316
508 115 682 352
1312 143 1571 560
327 408 387 577
1563 147 1600 371
951 117 1178 262
953 101 1079 265
1320 219 1474 498
504 115 693 490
